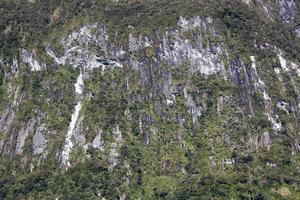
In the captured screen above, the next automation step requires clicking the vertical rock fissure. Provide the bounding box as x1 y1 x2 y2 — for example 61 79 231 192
60 70 84 169
250 56 283 133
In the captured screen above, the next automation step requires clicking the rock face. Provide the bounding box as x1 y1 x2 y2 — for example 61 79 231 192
0 107 15 139
21 49 45 71
47 17 223 77
91 130 103 150
278 0 296 22
242 0 297 23
32 125 47 155
15 119 36 155
262 132 272 151
0 1 300 198
108 126 123 170
60 71 85 169
295 26 300 37
0 15 299 164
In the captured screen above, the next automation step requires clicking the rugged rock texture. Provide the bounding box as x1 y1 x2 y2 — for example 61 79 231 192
32 125 47 155
0 0 299 199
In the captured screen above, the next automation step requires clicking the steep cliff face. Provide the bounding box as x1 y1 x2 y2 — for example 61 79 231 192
0 0 299 199
242 0 297 23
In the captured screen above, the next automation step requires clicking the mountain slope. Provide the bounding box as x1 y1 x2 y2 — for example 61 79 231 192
0 0 300 199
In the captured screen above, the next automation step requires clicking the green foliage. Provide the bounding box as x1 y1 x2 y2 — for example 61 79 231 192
0 1 299 199
1 0 298 62
83 67 127 141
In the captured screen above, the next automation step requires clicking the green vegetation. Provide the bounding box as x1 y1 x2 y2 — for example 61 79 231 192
0 0 299 199
0 0 299 60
